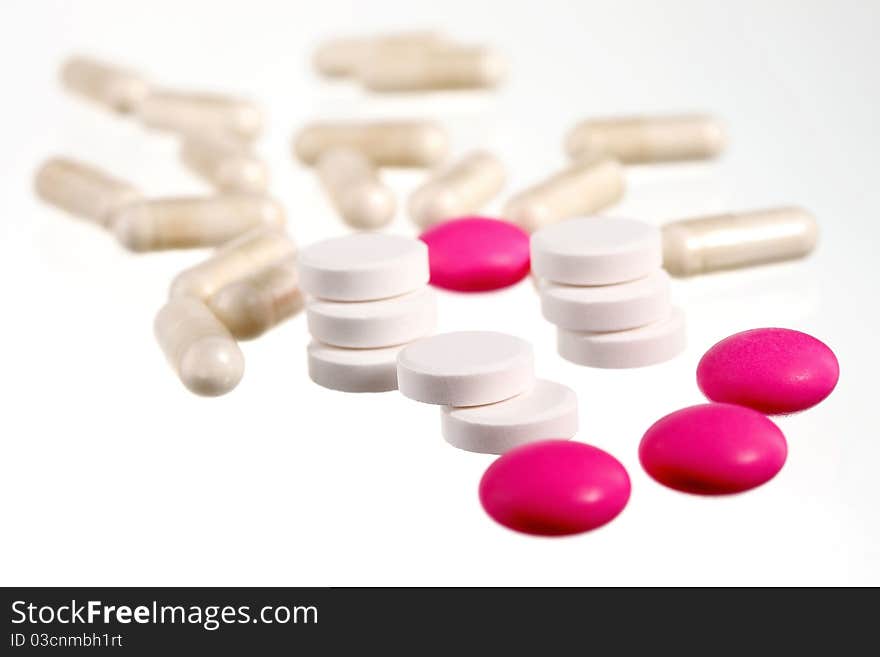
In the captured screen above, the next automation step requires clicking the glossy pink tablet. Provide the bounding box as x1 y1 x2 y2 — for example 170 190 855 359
419 216 530 292
479 440 631 536
697 328 839 415
639 403 787 495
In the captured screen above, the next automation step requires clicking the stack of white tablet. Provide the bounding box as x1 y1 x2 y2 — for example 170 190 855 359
531 217 686 368
396 331 578 454
298 234 438 392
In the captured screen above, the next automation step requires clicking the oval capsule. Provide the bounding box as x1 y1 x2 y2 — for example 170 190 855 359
137 90 262 141
110 195 285 252
207 259 304 340
34 157 142 226
662 206 819 277
170 227 296 299
408 151 506 228
565 114 726 163
503 157 624 232
180 135 268 194
313 31 444 78
60 55 150 113
154 296 245 396
316 148 396 230
293 120 450 168
360 45 506 92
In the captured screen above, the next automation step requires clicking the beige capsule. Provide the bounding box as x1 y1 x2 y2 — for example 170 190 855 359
565 114 726 164
170 227 296 299
408 150 506 227
207 259 303 340
180 134 268 194
502 157 625 232
316 148 396 230
137 91 263 141
662 206 819 277
34 157 142 226
154 296 245 396
313 31 444 78
110 195 285 252
293 120 450 168
360 45 506 92
60 55 151 114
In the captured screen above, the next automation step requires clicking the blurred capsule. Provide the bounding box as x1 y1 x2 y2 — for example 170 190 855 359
180 134 268 194
313 31 444 78
34 157 142 226
170 227 296 299
408 150 506 228
154 296 244 396
566 114 726 164
662 207 818 277
293 120 449 168
60 55 150 113
503 157 625 232
316 148 396 230
208 259 303 339
110 195 285 252
138 90 262 141
360 45 506 92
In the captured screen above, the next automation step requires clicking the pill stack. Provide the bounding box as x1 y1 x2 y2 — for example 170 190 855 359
531 216 686 368
395 331 578 454
297 234 437 392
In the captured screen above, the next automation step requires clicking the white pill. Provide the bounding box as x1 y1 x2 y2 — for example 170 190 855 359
180 135 268 194
60 55 150 113
316 148 396 230
531 217 662 285
110 195 285 252
360 45 506 92
397 331 534 406
557 307 686 369
307 287 436 348
441 379 578 455
538 269 671 332
313 31 444 78
138 91 262 141
298 234 429 301
308 341 403 393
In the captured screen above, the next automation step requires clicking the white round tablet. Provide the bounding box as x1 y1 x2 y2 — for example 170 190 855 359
307 341 403 392
441 379 579 455
306 287 437 348
557 306 686 368
538 269 671 331
298 234 429 301
396 331 535 406
530 217 662 285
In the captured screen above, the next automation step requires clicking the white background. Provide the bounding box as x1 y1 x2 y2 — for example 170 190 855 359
1 0 877 586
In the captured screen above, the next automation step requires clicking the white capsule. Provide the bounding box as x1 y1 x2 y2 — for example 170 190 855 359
360 45 506 92
565 114 726 164
408 151 506 228
313 31 444 78
316 148 396 230
207 259 303 340
662 206 819 277
60 55 150 113
293 120 450 168
180 135 268 194
503 157 625 232
154 297 245 396
34 157 142 226
110 195 285 252
137 91 263 141
170 227 296 300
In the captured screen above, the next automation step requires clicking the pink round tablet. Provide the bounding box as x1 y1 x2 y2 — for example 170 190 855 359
639 403 787 495
479 440 631 536
419 216 530 292
697 328 839 415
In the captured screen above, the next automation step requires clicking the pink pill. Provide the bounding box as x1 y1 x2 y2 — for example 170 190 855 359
419 216 530 292
697 327 839 415
639 403 787 495
479 440 631 536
